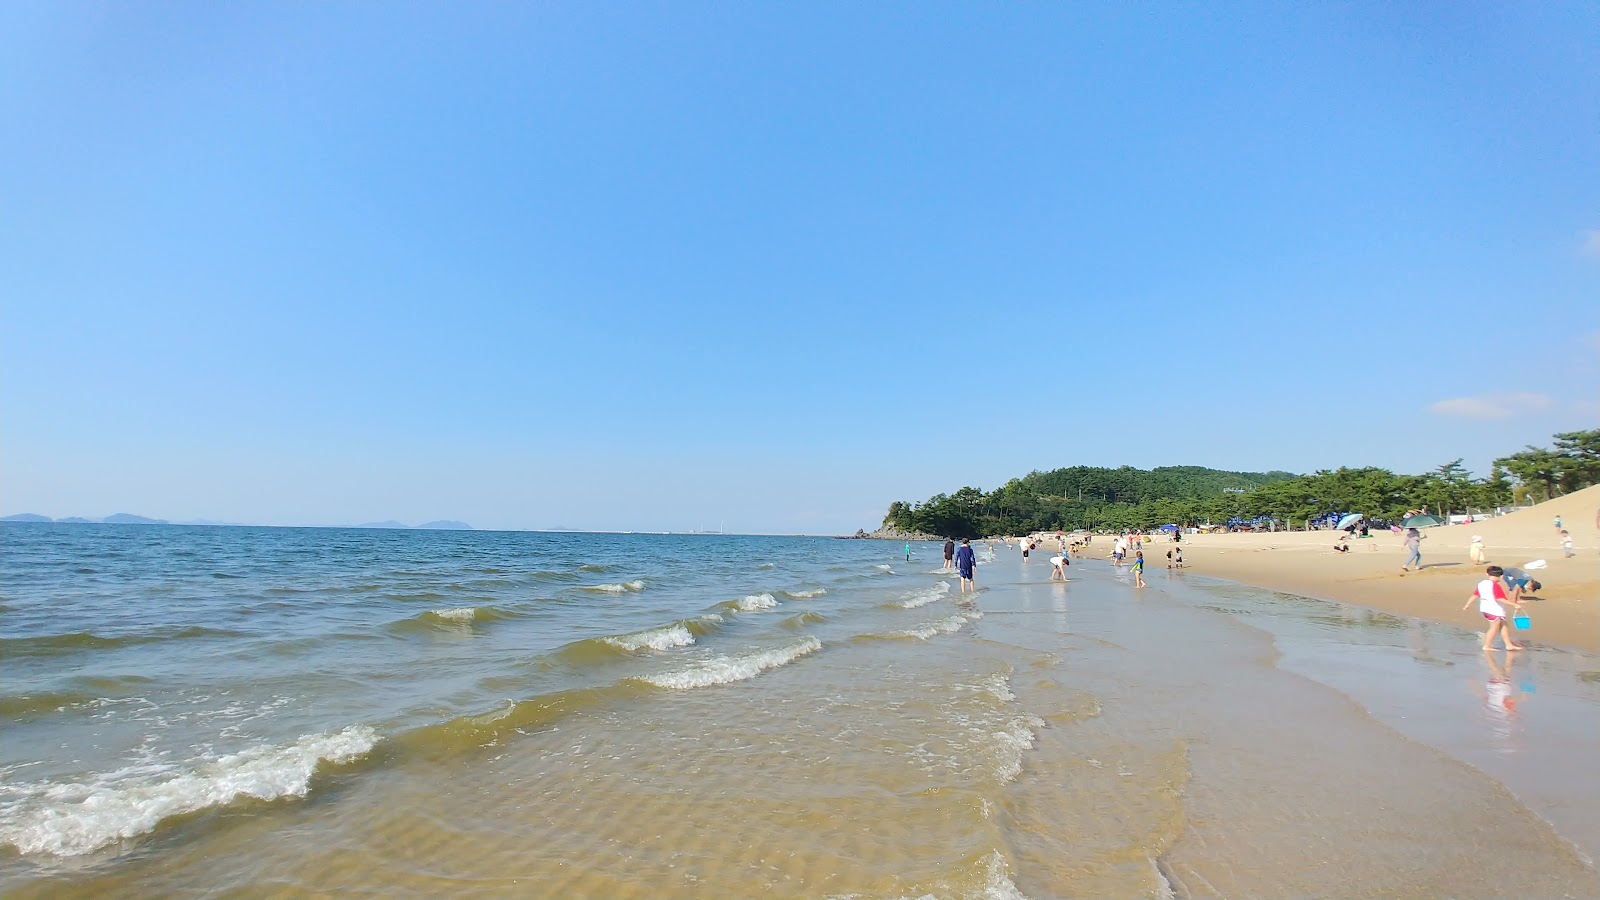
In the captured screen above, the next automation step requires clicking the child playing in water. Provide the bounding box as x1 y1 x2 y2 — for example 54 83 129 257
1131 550 1146 588
1463 565 1526 651
1560 530 1574 558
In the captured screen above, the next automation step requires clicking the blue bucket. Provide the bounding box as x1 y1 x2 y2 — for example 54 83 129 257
1512 613 1531 630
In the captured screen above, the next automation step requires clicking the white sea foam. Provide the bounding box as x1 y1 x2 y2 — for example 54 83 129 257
638 638 821 690
429 607 477 622
0 725 379 857
899 581 951 608
980 673 1015 703
735 592 778 611
782 588 827 599
874 564 896 574
602 624 696 653
981 850 1030 900
990 715 1044 783
891 613 971 640
583 580 646 594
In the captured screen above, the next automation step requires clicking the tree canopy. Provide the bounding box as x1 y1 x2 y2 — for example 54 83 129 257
882 428 1599 538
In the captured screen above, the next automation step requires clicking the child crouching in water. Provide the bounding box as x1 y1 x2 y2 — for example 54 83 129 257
1463 565 1526 651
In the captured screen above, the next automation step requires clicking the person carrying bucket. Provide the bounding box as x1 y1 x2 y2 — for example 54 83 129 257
1463 565 1527 651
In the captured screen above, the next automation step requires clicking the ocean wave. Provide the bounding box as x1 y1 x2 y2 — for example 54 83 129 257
388 606 520 633
602 623 697 653
557 618 722 666
577 564 615 573
896 581 951 608
892 614 972 641
528 570 582 583
714 592 778 614
861 609 980 642
989 715 1045 783
781 587 827 599
756 562 775 569
0 627 242 660
383 591 450 602
580 580 646 594
0 725 379 857
735 592 777 611
392 686 626 759
781 611 827 629
0 690 101 718
635 637 822 690
873 564 897 575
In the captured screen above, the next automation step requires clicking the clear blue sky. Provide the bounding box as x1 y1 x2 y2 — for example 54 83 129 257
3 3 1596 533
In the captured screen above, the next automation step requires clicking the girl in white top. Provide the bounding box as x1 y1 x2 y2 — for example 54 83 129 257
1462 565 1526 651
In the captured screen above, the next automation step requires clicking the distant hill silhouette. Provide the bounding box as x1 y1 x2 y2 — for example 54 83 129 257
1 513 51 522
102 513 170 525
416 520 472 530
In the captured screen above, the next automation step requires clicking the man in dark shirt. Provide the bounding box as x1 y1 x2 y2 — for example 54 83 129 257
943 538 956 570
955 539 977 593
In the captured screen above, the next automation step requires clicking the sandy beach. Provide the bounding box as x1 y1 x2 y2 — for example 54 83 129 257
1163 485 1600 651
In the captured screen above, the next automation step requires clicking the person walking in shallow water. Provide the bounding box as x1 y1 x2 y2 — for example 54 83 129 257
943 537 956 571
1131 550 1146 588
955 539 976 594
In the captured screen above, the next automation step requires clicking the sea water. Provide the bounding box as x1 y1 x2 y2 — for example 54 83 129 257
2 524 1597 898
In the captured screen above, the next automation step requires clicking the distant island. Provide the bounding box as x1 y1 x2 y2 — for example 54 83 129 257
355 520 473 530
1 515 473 531
1 512 172 525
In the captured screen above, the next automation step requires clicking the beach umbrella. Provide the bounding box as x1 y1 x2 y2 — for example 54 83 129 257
1401 514 1444 529
1160 524 1179 531
1336 513 1363 530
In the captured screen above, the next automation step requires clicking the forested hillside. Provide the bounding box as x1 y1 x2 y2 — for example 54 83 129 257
881 429 1600 537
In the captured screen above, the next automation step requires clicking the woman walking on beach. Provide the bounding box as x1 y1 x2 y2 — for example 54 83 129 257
1463 565 1526 651
1401 528 1424 573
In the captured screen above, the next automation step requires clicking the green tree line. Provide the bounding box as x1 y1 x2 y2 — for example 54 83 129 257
883 429 1600 538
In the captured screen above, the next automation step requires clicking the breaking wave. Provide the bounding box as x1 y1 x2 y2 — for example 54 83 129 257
580 580 646 594
896 581 951 608
634 638 822 690
602 623 697 652
0 726 379 857
714 593 779 614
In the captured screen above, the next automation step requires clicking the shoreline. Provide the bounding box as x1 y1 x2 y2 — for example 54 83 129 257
1168 530 1598 652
